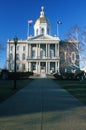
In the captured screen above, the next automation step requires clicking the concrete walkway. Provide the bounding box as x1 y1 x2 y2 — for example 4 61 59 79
0 79 86 130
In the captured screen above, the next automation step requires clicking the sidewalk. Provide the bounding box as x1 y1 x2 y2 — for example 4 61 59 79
0 79 86 130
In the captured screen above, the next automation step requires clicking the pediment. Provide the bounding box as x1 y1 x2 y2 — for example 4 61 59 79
28 34 59 41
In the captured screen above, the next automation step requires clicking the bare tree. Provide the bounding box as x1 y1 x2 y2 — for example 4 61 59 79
66 25 79 41
66 25 86 70
59 40 79 73
79 30 86 68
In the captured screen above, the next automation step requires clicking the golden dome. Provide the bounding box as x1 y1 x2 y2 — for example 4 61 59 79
35 6 50 25
35 16 50 25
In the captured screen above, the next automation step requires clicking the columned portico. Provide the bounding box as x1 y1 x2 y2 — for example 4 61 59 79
29 60 59 74
27 6 60 75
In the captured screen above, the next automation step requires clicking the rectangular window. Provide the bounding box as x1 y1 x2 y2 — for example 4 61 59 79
16 53 19 60
22 53 26 60
32 50 36 58
16 63 20 70
16 46 19 51
9 53 13 60
23 46 26 51
10 63 14 71
10 46 13 51
32 62 36 70
22 64 25 71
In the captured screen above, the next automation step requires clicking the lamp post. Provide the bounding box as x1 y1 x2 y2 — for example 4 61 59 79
14 36 18 89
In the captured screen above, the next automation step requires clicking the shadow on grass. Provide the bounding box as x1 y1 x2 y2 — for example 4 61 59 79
0 78 85 118
0 79 33 102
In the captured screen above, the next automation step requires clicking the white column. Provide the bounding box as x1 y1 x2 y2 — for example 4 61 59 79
28 44 29 59
57 44 59 57
55 44 57 57
36 62 38 73
29 44 31 59
57 61 60 73
48 44 50 58
46 44 47 58
46 62 47 74
29 62 31 71
37 44 38 58
55 62 57 72
48 62 50 74
26 62 28 72
39 62 41 74
37 62 40 74
38 44 40 58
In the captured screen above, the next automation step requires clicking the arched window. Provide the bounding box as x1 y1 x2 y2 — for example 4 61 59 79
36 29 38 35
41 28 44 34
71 52 76 63
47 28 49 34
64 52 67 61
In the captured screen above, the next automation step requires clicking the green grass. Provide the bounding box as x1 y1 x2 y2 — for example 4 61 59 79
54 80 86 104
0 79 32 103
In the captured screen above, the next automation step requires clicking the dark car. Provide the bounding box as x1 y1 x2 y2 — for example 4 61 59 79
1 69 9 80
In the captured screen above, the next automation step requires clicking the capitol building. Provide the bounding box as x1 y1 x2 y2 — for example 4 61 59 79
7 6 79 75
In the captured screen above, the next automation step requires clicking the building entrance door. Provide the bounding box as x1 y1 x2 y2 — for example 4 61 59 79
40 62 46 78
40 62 46 69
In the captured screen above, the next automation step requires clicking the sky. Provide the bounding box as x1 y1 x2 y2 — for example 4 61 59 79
0 0 86 68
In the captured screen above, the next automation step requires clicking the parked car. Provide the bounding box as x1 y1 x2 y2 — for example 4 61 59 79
1 69 9 80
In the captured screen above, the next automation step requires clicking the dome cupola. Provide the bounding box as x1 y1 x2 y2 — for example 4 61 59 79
34 6 51 36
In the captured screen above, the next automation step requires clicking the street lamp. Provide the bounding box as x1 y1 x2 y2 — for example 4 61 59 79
14 36 18 89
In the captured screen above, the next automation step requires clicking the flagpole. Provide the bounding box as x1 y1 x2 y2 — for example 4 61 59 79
27 22 30 39
57 23 59 37
57 21 62 37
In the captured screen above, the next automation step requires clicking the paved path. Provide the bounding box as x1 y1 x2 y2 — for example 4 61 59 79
0 79 86 130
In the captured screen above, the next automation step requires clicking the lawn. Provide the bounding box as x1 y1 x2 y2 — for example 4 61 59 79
54 80 86 104
0 79 32 103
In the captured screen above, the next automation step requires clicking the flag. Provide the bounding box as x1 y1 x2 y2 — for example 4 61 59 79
27 20 33 37
57 21 62 24
28 20 33 24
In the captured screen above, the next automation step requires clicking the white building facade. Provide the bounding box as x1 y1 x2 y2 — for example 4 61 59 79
7 6 60 75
